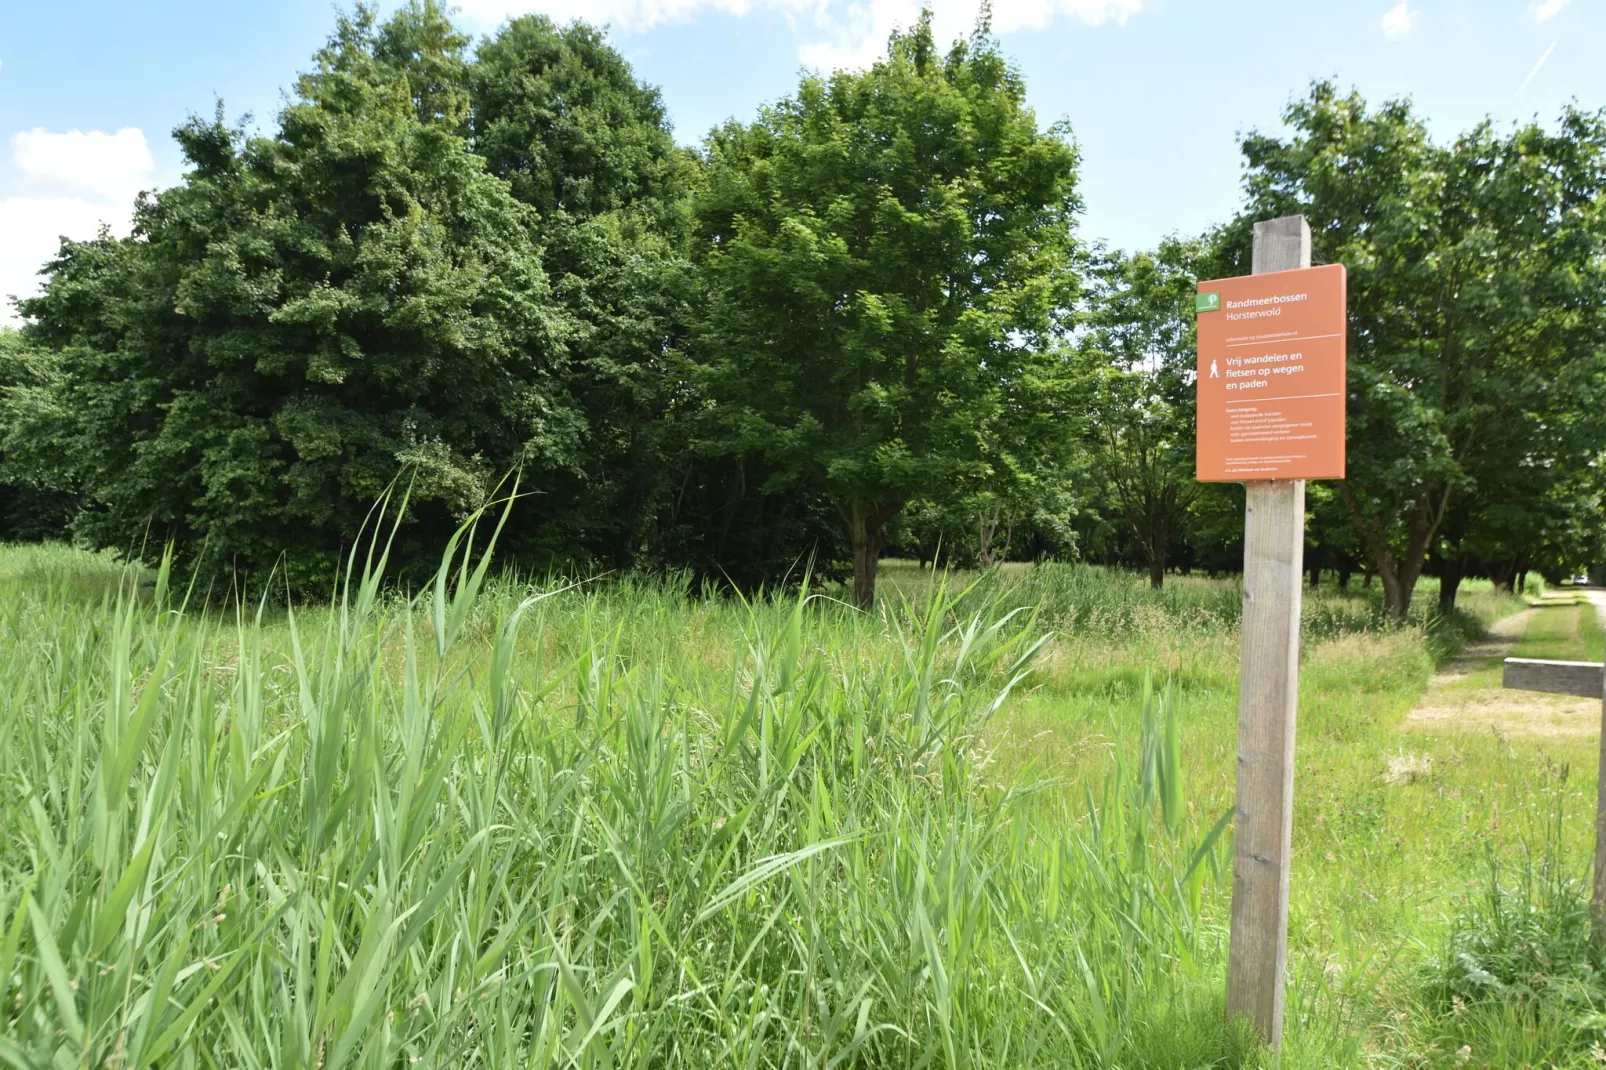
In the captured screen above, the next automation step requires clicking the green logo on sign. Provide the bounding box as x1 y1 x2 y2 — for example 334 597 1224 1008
1196 291 1221 313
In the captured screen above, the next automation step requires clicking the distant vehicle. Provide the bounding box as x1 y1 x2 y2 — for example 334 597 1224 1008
1575 574 1590 585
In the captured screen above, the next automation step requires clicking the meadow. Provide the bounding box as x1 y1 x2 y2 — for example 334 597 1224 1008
1 526 1602 1067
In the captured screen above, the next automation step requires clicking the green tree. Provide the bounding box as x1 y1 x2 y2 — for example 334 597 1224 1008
1237 84 1606 617
1305 482 1362 590
470 16 687 222
1076 241 1209 588
0 328 76 539
691 14 1082 607
1449 456 1606 598
21 4 576 586
469 14 696 565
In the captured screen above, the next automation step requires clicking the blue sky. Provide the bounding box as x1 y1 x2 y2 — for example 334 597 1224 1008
2 0 1602 322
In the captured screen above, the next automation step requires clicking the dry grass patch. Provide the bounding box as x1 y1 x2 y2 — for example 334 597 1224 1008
1404 690 1601 739
1382 750 1434 785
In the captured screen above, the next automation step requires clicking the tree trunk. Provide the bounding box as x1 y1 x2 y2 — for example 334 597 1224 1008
847 498 904 611
1309 561 1321 590
976 504 1002 569
1438 551 1465 615
1341 484 1450 621
1141 510 1169 590
1377 539 1433 620
1377 553 1407 619
1352 505 1439 620
1388 557 1426 618
1337 561 1353 590
849 512 880 611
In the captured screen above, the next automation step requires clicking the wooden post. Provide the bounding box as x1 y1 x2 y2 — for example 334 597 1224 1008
1225 215 1310 1048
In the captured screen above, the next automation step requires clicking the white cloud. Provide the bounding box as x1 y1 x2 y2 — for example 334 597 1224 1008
1380 0 1415 38
455 0 759 32
1529 0 1569 21
2 128 154 323
454 0 1142 69
798 0 1141 70
12 127 154 204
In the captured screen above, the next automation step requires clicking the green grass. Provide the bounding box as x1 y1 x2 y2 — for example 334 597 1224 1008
1515 598 1605 663
0 531 1587 1067
1375 590 1606 1067
0 532 1254 1068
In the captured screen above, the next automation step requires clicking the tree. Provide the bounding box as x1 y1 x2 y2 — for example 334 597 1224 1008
887 473 1079 570
1237 84 1606 617
468 14 697 566
21 4 578 586
312 3 701 574
0 328 75 540
1305 482 1362 591
1450 458 1606 598
1076 240 1210 588
470 16 686 222
691 14 1082 607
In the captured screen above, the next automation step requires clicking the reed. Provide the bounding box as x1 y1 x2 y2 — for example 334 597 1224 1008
0 518 1242 1067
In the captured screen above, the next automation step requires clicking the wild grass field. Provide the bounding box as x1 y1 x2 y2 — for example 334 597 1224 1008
0 530 1602 1067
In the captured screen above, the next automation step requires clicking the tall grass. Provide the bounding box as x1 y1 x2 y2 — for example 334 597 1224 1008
0 522 1242 1066
883 561 1519 657
1397 777 1606 1067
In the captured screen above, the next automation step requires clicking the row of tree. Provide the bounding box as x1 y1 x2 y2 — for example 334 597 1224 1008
3 3 1605 613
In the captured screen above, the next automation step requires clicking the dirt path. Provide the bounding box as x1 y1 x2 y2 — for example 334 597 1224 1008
1402 595 1602 739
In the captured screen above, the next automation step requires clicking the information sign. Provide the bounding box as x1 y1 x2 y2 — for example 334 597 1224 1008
1196 264 1346 481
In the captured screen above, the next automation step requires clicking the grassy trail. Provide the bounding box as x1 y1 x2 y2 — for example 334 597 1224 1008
1313 588 1605 1064
1401 590 1603 741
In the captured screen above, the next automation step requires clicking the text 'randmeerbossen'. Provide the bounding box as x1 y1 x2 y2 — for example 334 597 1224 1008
1224 291 1309 322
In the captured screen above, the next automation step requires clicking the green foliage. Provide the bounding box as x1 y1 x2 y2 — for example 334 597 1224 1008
11 7 1606 610
468 13 696 568
21 5 575 588
0 328 74 539
470 15 687 221
0 530 1249 1066
1236 83 1606 614
1074 240 1219 588
691 14 1083 606
887 475 1081 568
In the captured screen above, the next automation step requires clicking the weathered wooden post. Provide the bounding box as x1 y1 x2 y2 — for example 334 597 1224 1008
1225 217 1307 1045
1195 215 1347 1048
1502 649 1606 939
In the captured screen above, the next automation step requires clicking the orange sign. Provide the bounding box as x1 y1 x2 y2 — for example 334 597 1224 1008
1195 264 1346 481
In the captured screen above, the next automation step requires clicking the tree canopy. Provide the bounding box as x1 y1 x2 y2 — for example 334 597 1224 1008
691 15 1082 606
4 8 1606 608
1235 82 1606 614
1074 240 1219 588
20 7 579 587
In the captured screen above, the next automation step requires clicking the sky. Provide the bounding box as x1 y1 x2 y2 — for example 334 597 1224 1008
1 0 1603 323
